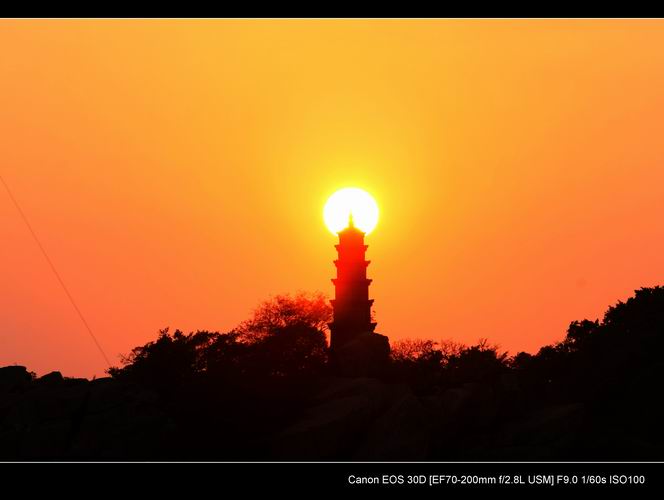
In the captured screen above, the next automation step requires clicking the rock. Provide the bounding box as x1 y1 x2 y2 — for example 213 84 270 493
354 385 433 460
465 383 499 428
0 366 174 459
19 420 73 459
495 403 585 450
272 378 436 460
426 382 502 458
439 382 498 429
332 332 391 378
497 373 525 418
70 409 172 459
0 374 88 459
29 384 90 425
314 376 389 403
0 366 32 394
64 378 89 387
0 429 22 459
85 378 129 414
440 386 473 416
271 377 392 460
499 373 520 392
68 380 170 459
0 398 26 432
35 371 64 387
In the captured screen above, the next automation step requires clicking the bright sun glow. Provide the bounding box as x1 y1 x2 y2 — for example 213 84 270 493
324 187 379 235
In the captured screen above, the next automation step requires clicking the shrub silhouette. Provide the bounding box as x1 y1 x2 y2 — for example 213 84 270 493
388 338 509 394
389 339 447 392
445 339 509 386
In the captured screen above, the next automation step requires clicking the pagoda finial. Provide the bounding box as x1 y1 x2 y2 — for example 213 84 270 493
348 211 355 228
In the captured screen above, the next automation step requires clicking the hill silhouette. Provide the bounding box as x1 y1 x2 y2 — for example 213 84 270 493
1 288 664 460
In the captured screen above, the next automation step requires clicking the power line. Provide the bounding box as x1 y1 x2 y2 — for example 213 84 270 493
1 174 112 368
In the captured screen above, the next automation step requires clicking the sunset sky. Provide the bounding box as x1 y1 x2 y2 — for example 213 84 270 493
2 19 664 377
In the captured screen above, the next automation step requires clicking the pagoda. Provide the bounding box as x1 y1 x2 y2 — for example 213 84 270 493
329 214 388 371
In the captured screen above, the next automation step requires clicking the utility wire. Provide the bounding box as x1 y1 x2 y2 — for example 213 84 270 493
1 174 112 368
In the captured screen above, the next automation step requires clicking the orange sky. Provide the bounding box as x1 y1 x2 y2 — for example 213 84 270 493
2 19 664 378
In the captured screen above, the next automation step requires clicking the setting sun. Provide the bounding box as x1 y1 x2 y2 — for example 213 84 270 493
323 187 379 235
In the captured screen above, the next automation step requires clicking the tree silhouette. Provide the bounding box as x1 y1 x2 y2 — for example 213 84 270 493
237 291 332 344
391 339 442 363
110 291 332 387
108 328 232 392
445 339 509 386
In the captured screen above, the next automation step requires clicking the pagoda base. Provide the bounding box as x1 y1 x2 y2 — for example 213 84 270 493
329 331 390 378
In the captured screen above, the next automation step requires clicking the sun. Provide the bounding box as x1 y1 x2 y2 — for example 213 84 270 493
323 187 379 235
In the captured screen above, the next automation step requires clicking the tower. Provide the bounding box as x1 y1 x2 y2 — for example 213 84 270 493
329 214 376 352
329 214 388 372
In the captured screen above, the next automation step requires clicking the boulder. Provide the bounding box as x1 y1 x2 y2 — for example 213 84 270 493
314 376 389 403
271 377 392 460
35 371 64 387
19 420 73 459
70 408 173 459
0 428 22 459
439 382 498 429
85 378 130 414
0 366 32 394
68 380 170 459
332 332 391 378
440 386 473 416
495 403 585 452
496 372 525 418
354 385 433 460
18 382 90 425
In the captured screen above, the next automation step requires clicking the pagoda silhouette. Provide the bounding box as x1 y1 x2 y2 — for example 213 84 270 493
329 213 390 376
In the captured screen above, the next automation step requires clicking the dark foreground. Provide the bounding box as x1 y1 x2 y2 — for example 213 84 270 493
2 287 664 461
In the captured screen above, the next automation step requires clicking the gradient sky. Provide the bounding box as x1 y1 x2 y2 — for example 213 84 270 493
2 19 664 377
